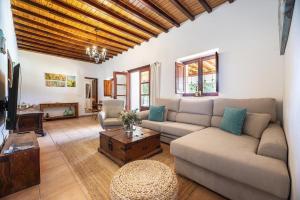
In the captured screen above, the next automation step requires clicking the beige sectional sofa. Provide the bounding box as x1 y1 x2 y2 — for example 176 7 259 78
139 98 290 200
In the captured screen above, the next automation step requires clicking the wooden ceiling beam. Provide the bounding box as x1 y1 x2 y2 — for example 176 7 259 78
18 46 96 63
16 0 139 46
13 16 126 55
18 43 110 62
197 0 212 13
18 45 94 62
52 0 149 41
138 0 180 27
14 22 120 55
17 38 113 58
15 30 118 57
108 0 168 33
78 0 157 37
170 0 195 21
17 41 91 59
12 7 129 51
17 35 114 57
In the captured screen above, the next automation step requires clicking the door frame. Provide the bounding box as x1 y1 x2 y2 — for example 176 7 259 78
84 77 98 109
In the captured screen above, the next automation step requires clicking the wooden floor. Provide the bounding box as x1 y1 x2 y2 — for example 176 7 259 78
1 117 225 200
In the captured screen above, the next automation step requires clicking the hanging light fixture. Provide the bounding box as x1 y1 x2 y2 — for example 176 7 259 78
86 28 107 63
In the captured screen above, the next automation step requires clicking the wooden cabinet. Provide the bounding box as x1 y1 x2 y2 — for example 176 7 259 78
0 133 40 198
15 109 45 136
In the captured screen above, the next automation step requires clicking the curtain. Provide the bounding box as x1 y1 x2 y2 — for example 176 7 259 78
150 62 161 105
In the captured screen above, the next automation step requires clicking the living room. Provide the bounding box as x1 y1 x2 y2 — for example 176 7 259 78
0 0 299 200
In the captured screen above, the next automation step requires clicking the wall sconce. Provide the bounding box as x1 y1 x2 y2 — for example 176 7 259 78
0 29 6 54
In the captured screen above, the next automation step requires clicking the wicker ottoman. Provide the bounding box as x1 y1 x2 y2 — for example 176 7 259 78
110 160 178 200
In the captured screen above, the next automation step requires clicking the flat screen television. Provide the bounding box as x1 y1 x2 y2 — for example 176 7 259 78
6 64 20 130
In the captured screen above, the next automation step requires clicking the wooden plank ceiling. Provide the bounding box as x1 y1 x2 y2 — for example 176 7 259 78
11 0 234 64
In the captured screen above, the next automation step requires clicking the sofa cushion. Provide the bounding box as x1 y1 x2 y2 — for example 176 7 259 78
148 106 166 122
258 123 288 162
103 118 122 126
140 120 165 132
156 98 180 112
176 113 211 127
213 98 277 122
161 122 205 137
167 111 177 121
212 113 271 139
220 107 247 135
179 99 213 115
243 113 271 139
171 127 290 199
211 116 222 127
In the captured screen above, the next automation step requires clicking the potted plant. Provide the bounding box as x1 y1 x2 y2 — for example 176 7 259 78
119 109 141 137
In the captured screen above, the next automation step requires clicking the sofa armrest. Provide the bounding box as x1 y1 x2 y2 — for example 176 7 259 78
257 123 288 162
137 110 149 120
98 111 106 128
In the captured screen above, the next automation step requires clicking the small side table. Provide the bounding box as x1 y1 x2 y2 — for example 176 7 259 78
15 109 46 136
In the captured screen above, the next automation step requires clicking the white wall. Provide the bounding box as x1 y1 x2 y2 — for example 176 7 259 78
18 50 100 116
0 0 18 146
283 0 300 199
98 0 283 118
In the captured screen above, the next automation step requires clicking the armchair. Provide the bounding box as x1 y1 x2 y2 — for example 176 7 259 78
98 99 124 129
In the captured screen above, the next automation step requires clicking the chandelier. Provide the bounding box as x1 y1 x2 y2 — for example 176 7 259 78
86 46 107 64
86 28 107 64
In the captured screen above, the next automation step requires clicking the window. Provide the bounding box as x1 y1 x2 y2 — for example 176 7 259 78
140 68 150 110
129 65 150 111
176 52 218 96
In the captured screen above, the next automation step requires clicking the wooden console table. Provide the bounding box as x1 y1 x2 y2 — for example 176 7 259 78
15 108 45 136
0 132 40 197
40 102 79 121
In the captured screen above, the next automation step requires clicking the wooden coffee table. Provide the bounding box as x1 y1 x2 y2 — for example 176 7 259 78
98 127 162 166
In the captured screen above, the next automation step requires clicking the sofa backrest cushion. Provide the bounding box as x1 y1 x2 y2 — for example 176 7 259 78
179 99 213 115
156 98 180 112
211 116 222 127
213 98 277 122
155 98 180 121
176 113 211 126
176 99 213 126
167 111 177 121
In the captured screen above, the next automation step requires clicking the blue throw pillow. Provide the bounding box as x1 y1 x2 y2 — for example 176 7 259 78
220 107 247 135
148 106 165 122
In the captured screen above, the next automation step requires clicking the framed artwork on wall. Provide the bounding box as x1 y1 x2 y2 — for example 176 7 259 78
45 73 66 87
67 76 76 87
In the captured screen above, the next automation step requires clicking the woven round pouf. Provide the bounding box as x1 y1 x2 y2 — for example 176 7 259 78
110 160 178 200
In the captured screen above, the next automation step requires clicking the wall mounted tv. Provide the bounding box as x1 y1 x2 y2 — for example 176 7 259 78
0 63 20 131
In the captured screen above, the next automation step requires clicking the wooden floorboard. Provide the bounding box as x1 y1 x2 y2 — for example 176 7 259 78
0 117 225 200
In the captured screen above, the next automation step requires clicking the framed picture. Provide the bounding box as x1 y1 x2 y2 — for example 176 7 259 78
45 73 66 87
67 75 76 87
279 0 295 55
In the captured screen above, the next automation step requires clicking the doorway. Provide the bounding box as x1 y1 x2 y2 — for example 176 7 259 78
84 77 98 113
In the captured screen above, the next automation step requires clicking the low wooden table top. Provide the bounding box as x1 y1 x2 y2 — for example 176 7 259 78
100 127 159 144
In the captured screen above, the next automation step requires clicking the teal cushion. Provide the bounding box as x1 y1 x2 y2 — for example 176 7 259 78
220 107 247 135
148 106 165 122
